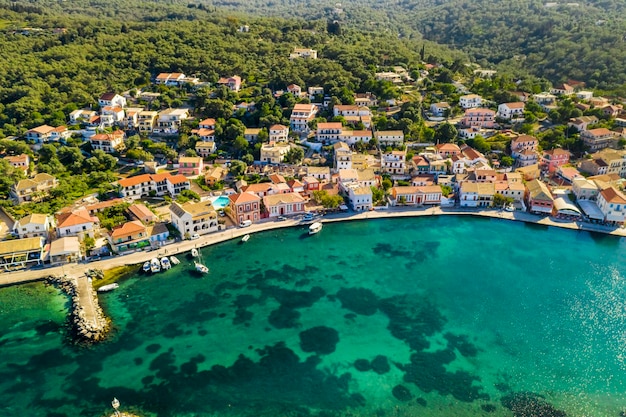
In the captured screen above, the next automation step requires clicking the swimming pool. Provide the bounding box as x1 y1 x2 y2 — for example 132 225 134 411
210 195 230 210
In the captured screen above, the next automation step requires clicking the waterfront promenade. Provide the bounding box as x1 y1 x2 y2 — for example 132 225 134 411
0 206 624 288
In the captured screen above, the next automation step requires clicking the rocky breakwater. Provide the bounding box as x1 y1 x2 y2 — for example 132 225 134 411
46 272 110 343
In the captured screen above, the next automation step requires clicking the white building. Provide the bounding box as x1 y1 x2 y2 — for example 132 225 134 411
169 201 219 239
597 187 626 225
118 173 190 201
459 94 483 109
381 150 407 176
497 102 525 120
346 184 373 211
334 142 352 170
375 130 404 146
290 103 318 132
269 124 290 142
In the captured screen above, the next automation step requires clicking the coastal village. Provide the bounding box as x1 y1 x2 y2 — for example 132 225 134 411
1 47 626 274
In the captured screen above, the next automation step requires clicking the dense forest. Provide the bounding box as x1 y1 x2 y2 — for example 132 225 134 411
0 0 464 135
205 0 626 93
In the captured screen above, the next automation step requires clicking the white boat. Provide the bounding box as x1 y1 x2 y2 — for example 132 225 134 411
170 256 180 265
160 257 171 270
194 261 209 274
309 222 323 235
142 261 151 273
241 234 250 242
191 248 199 258
97 283 119 293
150 257 161 273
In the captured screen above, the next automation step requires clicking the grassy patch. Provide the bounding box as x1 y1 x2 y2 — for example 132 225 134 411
93 264 138 289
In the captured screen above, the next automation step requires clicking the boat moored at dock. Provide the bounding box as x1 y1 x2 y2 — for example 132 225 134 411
97 283 119 292
191 248 199 258
142 261 151 273
170 256 180 265
150 258 161 273
160 257 171 270
309 222 323 235
241 234 250 242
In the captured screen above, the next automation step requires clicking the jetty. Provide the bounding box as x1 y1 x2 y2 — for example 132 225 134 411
47 274 110 343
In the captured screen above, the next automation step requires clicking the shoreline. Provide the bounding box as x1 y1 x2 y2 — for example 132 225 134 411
0 206 624 288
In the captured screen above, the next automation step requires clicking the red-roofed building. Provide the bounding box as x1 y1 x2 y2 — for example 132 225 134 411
56 209 99 240
597 186 626 225
89 131 125 153
541 148 570 173
118 173 190 200
435 143 461 157
228 192 261 224
217 75 241 92
108 220 149 253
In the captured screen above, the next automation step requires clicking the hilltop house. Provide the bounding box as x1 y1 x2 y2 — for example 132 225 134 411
459 94 483 109
497 102 525 120
89 131 125 153
117 173 190 200
217 75 242 92
289 103 318 132
10 173 57 204
98 92 127 108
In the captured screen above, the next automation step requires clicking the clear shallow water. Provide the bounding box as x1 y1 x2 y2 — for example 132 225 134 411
1 216 626 417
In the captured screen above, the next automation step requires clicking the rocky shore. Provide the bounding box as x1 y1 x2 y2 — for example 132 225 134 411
46 272 110 344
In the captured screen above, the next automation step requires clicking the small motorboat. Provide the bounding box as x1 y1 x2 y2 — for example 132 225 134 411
160 257 171 270
191 248 199 258
194 261 209 274
241 234 250 243
150 257 161 273
309 221 323 235
142 261 151 273
97 283 119 293
170 256 180 265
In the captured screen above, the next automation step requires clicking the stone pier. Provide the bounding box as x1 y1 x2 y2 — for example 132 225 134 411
46 274 110 343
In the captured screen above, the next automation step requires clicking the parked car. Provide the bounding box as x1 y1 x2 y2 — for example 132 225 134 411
190 233 200 240
240 220 252 228
303 213 314 220
277 216 287 221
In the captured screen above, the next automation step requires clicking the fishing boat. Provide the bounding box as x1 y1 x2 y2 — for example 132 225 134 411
150 257 161 273
308 221 323 235
194 261 209 274
241 234 250 243
160 257 171 270
142 261 151 273
191 248 199 258
97 283 119 293
170 256 180 265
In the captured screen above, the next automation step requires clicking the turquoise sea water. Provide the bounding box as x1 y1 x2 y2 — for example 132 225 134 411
1 216 626 417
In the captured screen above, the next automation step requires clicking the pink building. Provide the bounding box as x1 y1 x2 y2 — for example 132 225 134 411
178 157 204 176
460 108 496 128
541 148 570 173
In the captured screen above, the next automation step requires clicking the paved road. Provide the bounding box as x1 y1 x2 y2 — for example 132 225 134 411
1 207 624 288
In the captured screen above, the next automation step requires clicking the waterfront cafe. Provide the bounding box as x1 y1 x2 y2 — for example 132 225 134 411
0 236 45 270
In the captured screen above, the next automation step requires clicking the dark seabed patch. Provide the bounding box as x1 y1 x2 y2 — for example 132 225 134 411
299 326 340 355
335 287 379 316
268 305 301 329
379 294 446 351
370 355 390 374
401 349 487 402
392 384 413 402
